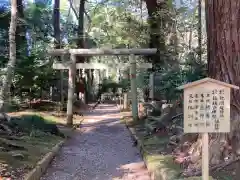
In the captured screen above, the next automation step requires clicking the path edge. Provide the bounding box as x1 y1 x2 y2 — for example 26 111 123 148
126 125 158 180
24 140 65 180
121 110 174 180
24 125 76 180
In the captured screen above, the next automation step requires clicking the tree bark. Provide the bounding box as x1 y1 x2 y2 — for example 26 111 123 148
145 0 168 69
53 0 63 106
53 0 60 49
76 0 88 103
77 0 85 63
188 0 240 169
207 0 240 151
197 0 202 63
16 0 27 55
0 0 17 112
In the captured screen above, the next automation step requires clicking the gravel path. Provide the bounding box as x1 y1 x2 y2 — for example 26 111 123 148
41 104 150 180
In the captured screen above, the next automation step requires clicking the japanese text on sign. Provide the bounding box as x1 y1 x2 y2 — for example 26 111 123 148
184 84 230 133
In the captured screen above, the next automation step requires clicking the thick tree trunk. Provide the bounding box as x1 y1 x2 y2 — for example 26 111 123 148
145 0 168 69
187 0 240 170
207 0 240 159
0 0 17 112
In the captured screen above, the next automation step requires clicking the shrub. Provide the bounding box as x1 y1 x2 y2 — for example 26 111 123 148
7 115 64 137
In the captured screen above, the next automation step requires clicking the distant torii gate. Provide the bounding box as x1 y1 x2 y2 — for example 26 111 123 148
48 48 157 125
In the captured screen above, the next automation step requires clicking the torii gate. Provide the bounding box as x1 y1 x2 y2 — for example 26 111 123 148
48 48 157 125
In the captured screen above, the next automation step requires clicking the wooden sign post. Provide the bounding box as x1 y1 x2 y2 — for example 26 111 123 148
178 78 239 180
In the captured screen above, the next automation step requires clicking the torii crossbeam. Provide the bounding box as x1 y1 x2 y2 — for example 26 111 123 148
48 48 157 125
53 62 152 70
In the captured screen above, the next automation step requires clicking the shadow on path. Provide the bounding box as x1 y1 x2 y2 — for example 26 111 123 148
41 104 150 180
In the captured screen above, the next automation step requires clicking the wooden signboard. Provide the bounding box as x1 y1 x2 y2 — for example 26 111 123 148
178 78 239 133
178 78 239 180
184 83 230 133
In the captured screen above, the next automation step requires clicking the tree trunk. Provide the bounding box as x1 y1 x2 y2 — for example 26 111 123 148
188 25 193 50
145 0 168 69
0 0 17 112
187 0 240 170
197 0 202 63
207 0 240 162
77 0 85 55
53 0 63 106
16 0 27 55
76 0 89 103
208 0 240 151
53 0 60 50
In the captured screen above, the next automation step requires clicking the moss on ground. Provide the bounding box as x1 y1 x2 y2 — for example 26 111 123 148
0 113 69 179
122 116 215 180
8 111 83 125
145 154 182 180
0 134 62 167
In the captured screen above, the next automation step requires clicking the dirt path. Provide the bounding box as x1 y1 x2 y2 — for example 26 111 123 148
41 104 150 180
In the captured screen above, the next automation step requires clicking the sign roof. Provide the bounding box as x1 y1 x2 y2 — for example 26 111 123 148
178 77 239 90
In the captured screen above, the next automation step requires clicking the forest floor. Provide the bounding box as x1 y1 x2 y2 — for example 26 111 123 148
123 115 239 180
3 100 238 180
0 99 85 179
0 133 63 179
0 114 70 180
122 115 183 179
40 104 150 180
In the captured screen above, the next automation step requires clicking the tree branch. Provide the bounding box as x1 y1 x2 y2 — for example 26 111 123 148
84 10 91 23
68 0 78 20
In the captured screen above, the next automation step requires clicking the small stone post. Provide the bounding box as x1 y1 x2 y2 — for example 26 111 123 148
123 93 128 110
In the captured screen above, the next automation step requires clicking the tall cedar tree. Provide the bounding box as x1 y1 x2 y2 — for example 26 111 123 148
205 0 240 164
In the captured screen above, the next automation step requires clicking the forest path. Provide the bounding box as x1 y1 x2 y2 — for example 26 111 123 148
41 104 150 180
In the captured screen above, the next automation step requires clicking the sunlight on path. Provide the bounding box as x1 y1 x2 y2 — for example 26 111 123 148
41 104 150 180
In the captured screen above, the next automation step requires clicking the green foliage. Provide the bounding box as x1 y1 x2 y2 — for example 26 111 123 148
0 0 207 105
152 51 206 102
7 115 64 137
25 2 53 42
14 54 56 99
96 78 125 99
183 51 207 82
0 7 10 66
88 4 148 48
29 128 48 138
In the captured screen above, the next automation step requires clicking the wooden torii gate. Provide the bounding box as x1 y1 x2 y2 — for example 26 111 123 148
48 48 157 125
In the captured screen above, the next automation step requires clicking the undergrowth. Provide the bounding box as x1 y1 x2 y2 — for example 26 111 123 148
7 114 64 137
0 113 66 179
122 116 216 180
